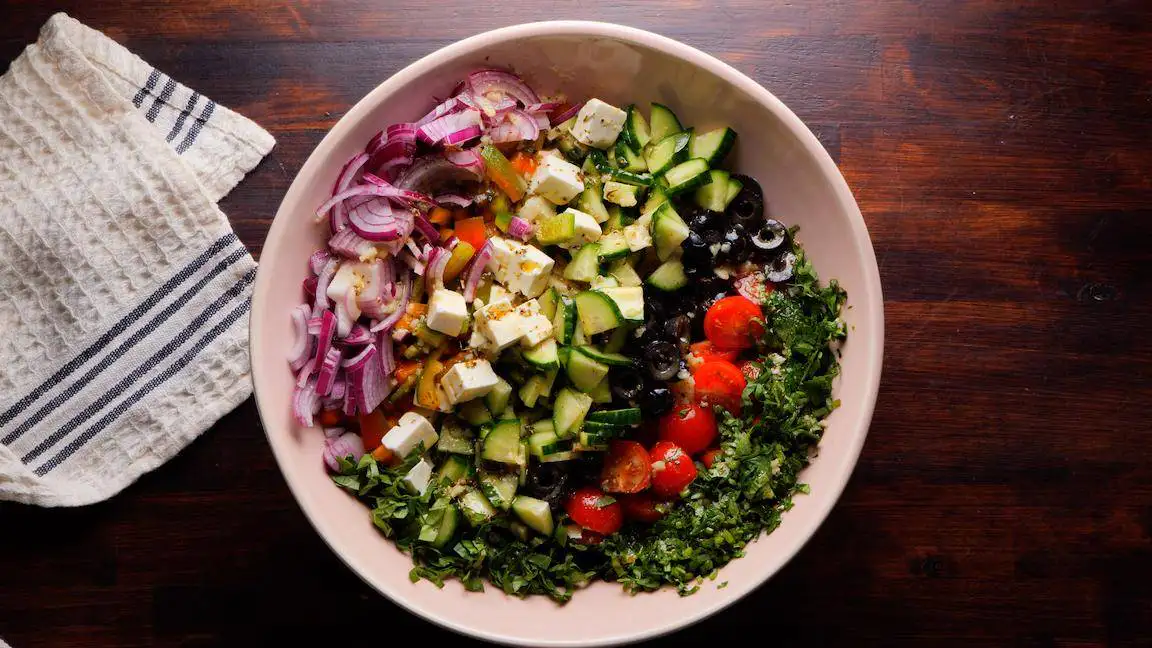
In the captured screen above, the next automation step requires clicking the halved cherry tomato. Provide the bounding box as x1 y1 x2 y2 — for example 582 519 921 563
649 441 698 498
701 448 723 469
358 409 392 451
619 493 665 523
686 341 739 371
508 151 538 178
454 216 488 252
703 296 765 350
316 408 345 428
600 440 652 493
565 487 624 535
658 402 718 455
739 360 762 382
694 360 747 414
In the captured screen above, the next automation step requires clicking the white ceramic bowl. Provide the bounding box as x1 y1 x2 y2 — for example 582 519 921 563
252 21 883 647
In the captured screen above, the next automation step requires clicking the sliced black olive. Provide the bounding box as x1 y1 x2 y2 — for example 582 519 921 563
644 293 668 324
526 462 571 505
644 340 681 381
752 219 787 252
715 224 751 265
662 315 692 344
640 385 673 416
727 174 764 229
765 250 797 283
694 274 729 299
611 368 644 402
681 230 713 271
687 207 727 233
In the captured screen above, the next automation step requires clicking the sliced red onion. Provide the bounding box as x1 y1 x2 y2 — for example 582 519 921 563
302 275 318 300
463 241 493 302
359 258 396 319
288 304 312 371
323 426 345 439
328 227 374 260
327 153 370 233
323 431 366 472
413 213 441 244
370 125 418 179
309 250 332 275
295 356 317 387
342 323 373 346
445 148 485 176
371 273 411 333
508 216 535 241
313 309 337 371
377 330 395 377
316 183 429 225
467 69 540 107
322 374 347 410
487 109 540 144
315 347 342 396
415 96 467 127
361 172 435 210
293 379 322 427
313 258 338 313
435 193 473 208
346 195 402 241
400 251 424 275
480 95 519 126
552 101 585 125
365 130 386 155
342 344 390 415
417 108 483 147
425 246 451 292
530 112 550 130
397 153 483 199
525 101 563 113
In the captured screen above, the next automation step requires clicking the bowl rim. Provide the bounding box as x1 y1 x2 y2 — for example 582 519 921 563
251 19 884 647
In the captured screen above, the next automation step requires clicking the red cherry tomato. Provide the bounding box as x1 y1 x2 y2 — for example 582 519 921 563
649 441 698 498
686 341 739 370
701 448 723 469
694 360 747 414
565 487 624 535
619 493 665 523
658 403 718 455
600 440 652 494
703 296 765 350
739 360 763 382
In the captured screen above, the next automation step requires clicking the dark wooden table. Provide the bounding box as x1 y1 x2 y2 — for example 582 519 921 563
3 1 1151 646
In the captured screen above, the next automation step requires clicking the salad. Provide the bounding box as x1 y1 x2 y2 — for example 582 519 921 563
289 69 846 601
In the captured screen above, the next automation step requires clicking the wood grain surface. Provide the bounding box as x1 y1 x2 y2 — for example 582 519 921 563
2 1 1150 646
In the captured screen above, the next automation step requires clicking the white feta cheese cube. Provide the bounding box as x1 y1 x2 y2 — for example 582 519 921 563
486 237 554 298
401 457 435 495
517 195 557 225
513 299 554 347
562 208 602 247
426 288 468 337
468 329 489 349
529 153 585 205
569 98 628 149
602 180 638 207
487 284 515 306
381 412 438 458
623 215 653 252
473 301 523 350
441 358 500 404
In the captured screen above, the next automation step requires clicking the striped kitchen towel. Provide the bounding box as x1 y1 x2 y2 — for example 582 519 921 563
0 13 274 506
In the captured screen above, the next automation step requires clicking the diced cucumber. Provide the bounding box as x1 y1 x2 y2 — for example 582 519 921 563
661 158 713 196
572 319 589 346
531 418 556 436
578 430 612 450
437 419 476 454
582 420 624 435
604 204 637 231
598 286 645 322
643 130 691 175
557 345 571 369
586 407 642 425
538 287 559 320
574 183 611 224
511 495 554 535
688 126 737 166
608 258 643 287
540 451 578 463
603 326 630 353
523 338 560 371
556 130 590 163
646 259 688 291
519 375 543 408
648 103 683 143
484 377 513 418
590 275 619 290
622 104 651 151
479 470 518 511
436 454 472 483
640 186 668 218
586 149 614 174
574 290 624 336
457 399 492 426
480 419 522 465
603 181 642 207
552 297 576 344
652 202 690 261
606 169 653 187
622 215 653 252
460 488 497 526
588 376 612 404
418 498 459 547
693 169 741 212
563 243 601 283
566 348 610 392
597 230 630 261
553 387 593 438
528 428 573 458
575 345 635 367
725 176 744 204
614 139 647 172
536 210 576 246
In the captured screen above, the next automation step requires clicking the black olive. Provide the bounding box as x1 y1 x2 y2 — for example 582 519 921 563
727 174 765 229
611 368 644 402
694 274 729 299
687 207 727 233
640 385 674 416
644 340 681 381
526 462 570 505
752 219 787 253
765 250 797 283
715 224 752 266
665 291 699 317
662 315 691 344
644 293 668 323
681 230 712 271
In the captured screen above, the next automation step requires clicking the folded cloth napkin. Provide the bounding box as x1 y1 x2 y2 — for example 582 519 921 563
0 13 273 506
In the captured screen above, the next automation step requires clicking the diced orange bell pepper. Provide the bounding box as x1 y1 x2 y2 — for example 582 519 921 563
454 217 488 252
428 206 454 225
509 151 538 178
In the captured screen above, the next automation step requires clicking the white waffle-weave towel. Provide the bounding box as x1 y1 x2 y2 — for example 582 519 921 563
0 13 273 506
